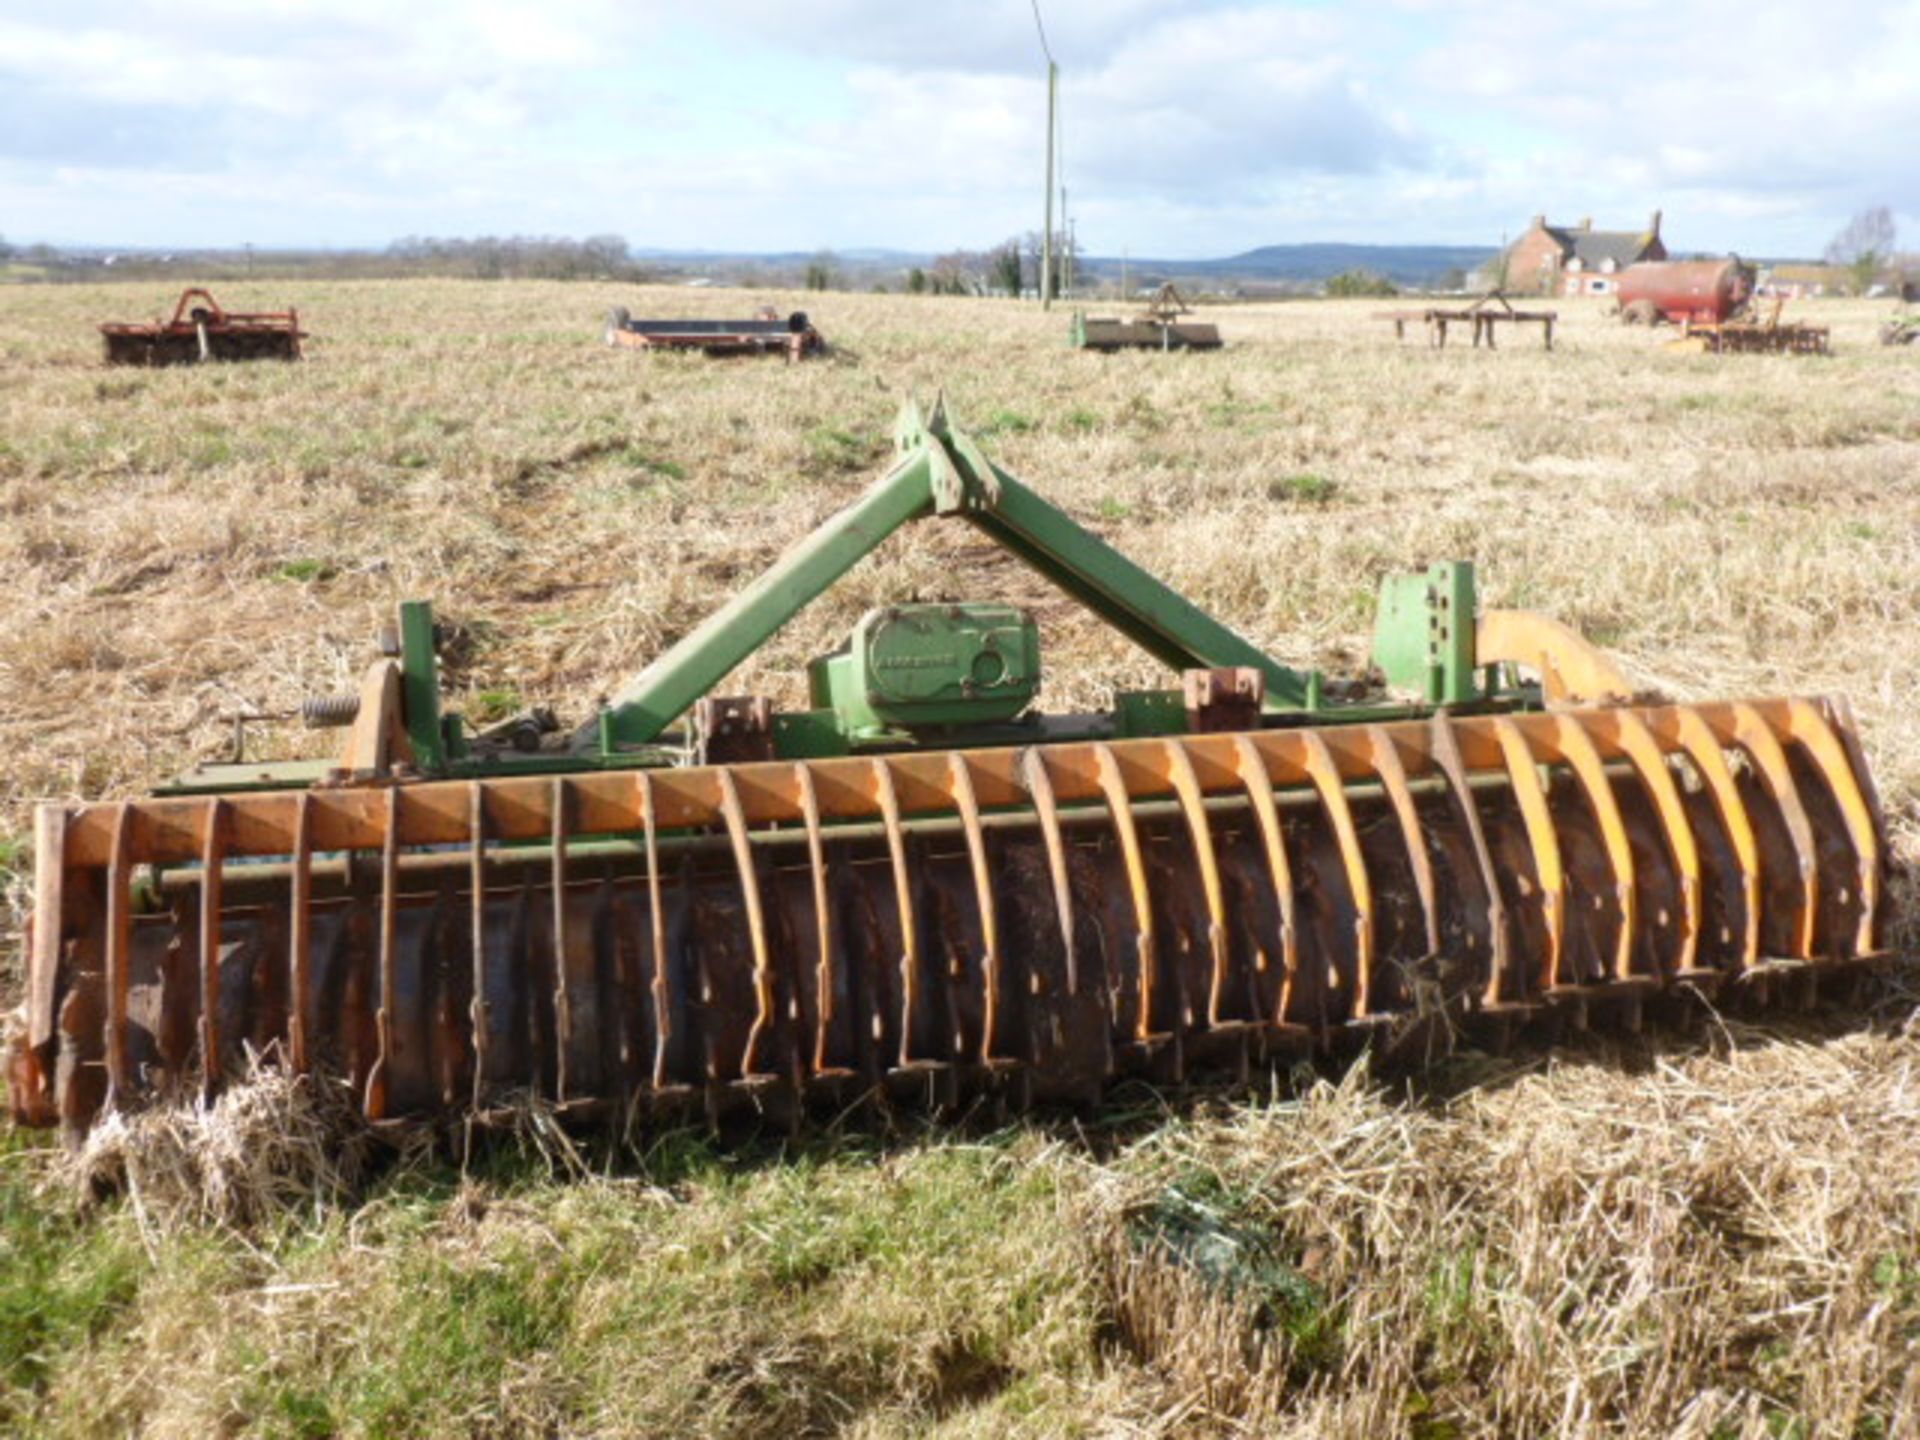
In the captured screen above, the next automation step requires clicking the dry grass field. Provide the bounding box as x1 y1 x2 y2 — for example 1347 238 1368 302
2 279 1920 1437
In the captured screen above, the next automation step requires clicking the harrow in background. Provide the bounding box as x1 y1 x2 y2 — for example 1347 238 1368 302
603 305 824 360
1070 283 1222 352
99 288 306 366
8 399 1889 1138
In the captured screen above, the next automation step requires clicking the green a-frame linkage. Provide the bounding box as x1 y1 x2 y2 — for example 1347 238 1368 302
588 396 1332 753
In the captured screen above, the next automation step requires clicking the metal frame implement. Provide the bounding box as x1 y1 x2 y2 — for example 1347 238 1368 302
10 399 1889 1136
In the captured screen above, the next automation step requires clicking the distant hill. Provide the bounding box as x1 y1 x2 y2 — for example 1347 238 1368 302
629 241 1500 288
1091 243 1499 287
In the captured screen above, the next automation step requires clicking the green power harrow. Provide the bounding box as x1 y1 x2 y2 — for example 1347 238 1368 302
9 399 1889 1134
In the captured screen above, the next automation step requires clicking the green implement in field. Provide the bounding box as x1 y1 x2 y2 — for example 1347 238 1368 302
8 399 1891 1137
1070 283 1222 352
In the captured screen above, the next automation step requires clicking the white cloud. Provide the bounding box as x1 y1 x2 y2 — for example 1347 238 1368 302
0 1 1915 255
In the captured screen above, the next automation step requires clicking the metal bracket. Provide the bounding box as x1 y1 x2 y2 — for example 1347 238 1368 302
1182 667 1265 733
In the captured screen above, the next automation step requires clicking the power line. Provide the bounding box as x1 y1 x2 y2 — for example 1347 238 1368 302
1029 0 1054 64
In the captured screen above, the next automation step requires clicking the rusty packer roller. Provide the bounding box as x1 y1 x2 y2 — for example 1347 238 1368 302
8 400 1890 1136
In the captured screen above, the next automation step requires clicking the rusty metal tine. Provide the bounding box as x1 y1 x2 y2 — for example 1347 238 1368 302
1608 710 1701 975
369 787 400 1119
1230 736 1298 1023
1826 696 1890 861
198 798 227 1094
717 768 776 1076
104 804 134 1104
1429 717 1510 1004
467 784 489 1108
1163 740 1230 1028
1666 707 1762 971
1728 704 1819 958
638 772 670 1089
288 793 313 1073
1299 730 1375 1014
871 759 918 1067
1091 743 1157 1040
794 764 835 1071
1782 699 1881 954
29 806 66 1053
550 777 573 1100
1491 717 1564 995
1366 726 1440 956
948 754 1002 1062
1022 748 1078 996
1551 714 1637 980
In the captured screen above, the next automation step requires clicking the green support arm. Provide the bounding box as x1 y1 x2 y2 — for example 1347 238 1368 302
937 424 1314 708
591 443 937 750
588 398 1318 752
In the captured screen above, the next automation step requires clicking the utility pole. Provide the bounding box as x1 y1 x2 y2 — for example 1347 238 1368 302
1041 59 1057 309
1064 208 1075 298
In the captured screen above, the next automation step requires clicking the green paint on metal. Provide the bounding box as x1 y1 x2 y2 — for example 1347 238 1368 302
588 399 1324 752
590 445 938 751
1114 689 1189 738
167 401 1539 795
399 601 446 773
1371 561 1479 706
809 603 1041 739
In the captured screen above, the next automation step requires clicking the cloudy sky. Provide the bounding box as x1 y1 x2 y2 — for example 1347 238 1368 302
2 0 1916 258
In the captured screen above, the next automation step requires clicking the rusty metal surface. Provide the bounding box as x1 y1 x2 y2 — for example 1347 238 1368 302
98 288 305 366
9 698 1886 1134
1379 293 1558 350
605 306 824 360
1616 260 1755 326
1076 318 1223 351
1680 321 1831 356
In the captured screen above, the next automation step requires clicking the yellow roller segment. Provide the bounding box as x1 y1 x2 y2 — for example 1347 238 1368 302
1163 739 1231 1027
1544 714 1637 981
1229 734 1299 1021
1490 718 1565 992
1091 743 1159 1040
869 759 919 1066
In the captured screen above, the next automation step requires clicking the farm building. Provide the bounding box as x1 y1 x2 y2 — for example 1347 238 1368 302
1498 212 1667 296
1759 263 1875 299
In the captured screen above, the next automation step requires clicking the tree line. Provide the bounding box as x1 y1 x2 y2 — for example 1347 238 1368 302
383 234 648 281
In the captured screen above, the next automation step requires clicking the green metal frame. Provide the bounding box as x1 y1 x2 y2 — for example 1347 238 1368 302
163 398 1524 794
591 396 1325 753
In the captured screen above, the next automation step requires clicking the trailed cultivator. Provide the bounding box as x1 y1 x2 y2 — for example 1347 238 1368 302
604 305 824 360
1070 283 1222 352
99 289 305 366
1881 311 1919 347
9 401 1888 1137
1668 297 1830 357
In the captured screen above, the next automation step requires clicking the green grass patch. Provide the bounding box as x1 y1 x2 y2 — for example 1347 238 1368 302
1268 473 1338 504
0 1133 145 1424
804 426 881 474
0 833 27 890
463 688 522 724
270 557 337 584
620 447 686 481
1128 1172 1342 1380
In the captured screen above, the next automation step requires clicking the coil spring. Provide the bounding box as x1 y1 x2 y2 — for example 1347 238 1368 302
301 694 361 728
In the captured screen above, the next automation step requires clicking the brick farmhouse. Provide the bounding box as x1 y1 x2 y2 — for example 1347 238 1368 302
1499 212 1668 296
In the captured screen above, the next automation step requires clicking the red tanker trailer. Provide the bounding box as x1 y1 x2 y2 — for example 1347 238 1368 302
1616 258 1755 326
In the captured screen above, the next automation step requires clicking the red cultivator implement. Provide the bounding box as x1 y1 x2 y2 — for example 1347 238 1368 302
99 289 306 366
